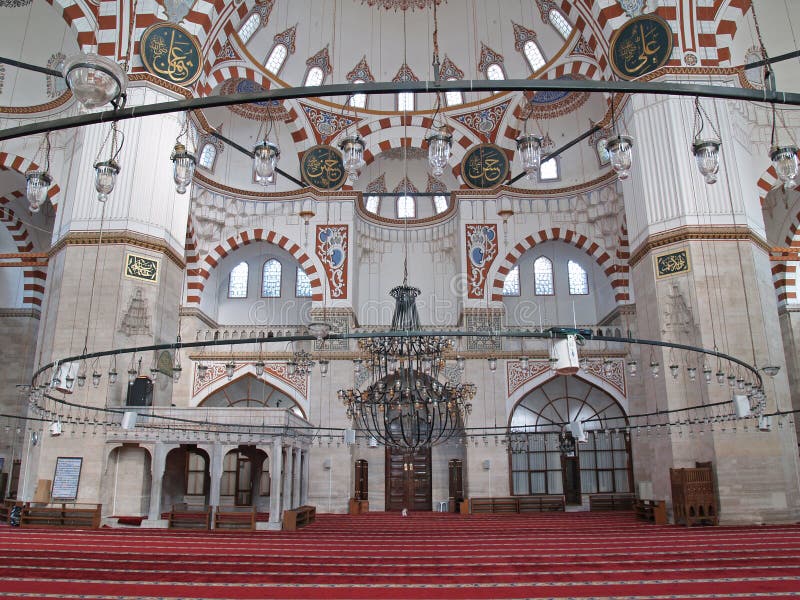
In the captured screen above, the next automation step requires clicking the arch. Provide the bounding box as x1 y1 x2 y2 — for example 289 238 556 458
759 164 800 306
198 64 274 98
188 229 325 304
191 368 308 418
490 228 629 304
0 201 47 308
44 0 97 52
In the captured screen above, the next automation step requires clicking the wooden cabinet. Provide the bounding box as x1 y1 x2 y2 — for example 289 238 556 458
670 466 718 526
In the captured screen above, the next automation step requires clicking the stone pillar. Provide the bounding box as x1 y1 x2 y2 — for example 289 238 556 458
206 444 225 517
292 448 301 508
301 449 310 505
622 92 800 523
146 443 172 524
268 438 283 525
283 445 294 510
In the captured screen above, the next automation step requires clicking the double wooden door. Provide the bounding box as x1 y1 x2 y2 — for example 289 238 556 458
385 447 432 511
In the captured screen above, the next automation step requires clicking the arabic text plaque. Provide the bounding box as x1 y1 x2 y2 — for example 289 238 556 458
460 144 510 190
125 252 160 283
52 457 82 501
654 248 691 279
301 145 347 190
609 14 673 80
140 22 203 86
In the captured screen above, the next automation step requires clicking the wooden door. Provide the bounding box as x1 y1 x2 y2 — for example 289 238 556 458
562 455 581 504
448 459 464 512
385 447 432 511
354 459 368 501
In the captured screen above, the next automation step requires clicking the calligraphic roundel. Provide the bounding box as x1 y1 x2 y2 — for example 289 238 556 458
609 13 673 80
300 145 347 190
140 22 203 86
460 144 510 190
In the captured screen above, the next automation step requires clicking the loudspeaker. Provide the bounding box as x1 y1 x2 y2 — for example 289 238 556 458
758 415 772 431
568 420 588 443
121 411 138 430
482 459 491 470
368 436 379 448
343 429 356 445
322 458 332 470
553 335 580 375
126 376 153 407
733 394 751 418
49 421 62 436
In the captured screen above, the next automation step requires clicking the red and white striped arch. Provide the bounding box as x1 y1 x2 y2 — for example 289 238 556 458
0 200 46 308
45 0 97 52
186 228 325 304
489 227 629 304
0 153 61 207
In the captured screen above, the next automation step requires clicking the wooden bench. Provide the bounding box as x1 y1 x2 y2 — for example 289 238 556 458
589 493 635 511
20 503 101 529
214 506 256 531
168 504 211 530
468 496 565 514
282 505 316 530
635 498 667 525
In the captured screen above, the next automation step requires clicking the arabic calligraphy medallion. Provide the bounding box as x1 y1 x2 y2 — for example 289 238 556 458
301 145 347 190
460 144 509 190
140 22 203 86
609 13 673 80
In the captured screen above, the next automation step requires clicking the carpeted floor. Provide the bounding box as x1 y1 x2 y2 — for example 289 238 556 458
1 511 800 599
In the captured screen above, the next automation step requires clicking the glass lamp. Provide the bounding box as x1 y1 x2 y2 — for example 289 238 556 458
692 139 721 184
25 171 51 214
516 134 543 180
93 160 120 202
770 146 799 187
426 125 452 177
62 53 128 110
171 143 196 194
339 134 366 182
253 140 280 185
606 135 634 180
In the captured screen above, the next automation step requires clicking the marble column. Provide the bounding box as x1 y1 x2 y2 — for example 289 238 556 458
268 438 283 525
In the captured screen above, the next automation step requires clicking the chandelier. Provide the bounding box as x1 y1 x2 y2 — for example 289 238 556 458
338 283 474 449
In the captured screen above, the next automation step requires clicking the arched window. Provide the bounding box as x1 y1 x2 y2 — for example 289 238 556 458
549 9 573 39
540 157 560 181
261 259 282 297
265 43 288 74
350 80 367 109
304 66 324 87
568 260 589 295
433 195 448 214
296 267 312 297
523 40 546 72
502 265 520 296
596 138 610 166
486 63 505 81
397 195 415 219
444 78 463 106
534 257 554 295
398 91 414 111
228 262 249 298
238 13 261 45
365 195 379 213
198 143 217 170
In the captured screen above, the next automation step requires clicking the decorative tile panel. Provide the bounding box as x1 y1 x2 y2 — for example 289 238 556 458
299 102 359 143
192 362 307 398
316 225 349 299
453 100 511 142
465 224 498 299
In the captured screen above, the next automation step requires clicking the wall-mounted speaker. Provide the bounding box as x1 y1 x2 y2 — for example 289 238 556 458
121 411 138 430
733 394 751 418
344 429 356 445
553 335 580 375
322 458 332 470
758 415 772 431
482 459 491 470
49 421 62 436
568 420 588 443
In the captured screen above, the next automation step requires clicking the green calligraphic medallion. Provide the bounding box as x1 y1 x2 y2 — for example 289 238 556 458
125 252 160 283
460 144 509 189
301 145 347 190
140 22 202 86
609 14 673 80
654 248 691 279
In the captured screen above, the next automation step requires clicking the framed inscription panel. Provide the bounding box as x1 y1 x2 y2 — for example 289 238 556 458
52 457 82 501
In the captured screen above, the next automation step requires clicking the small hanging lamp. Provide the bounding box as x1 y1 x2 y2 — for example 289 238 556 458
25 132 53 214
769 105 799 187
606 95 634 180
62 53 128 110
339 133 366 182
93 122 123 202
691 97 722 184
171 144 196 195
253 140 280 185
426 124 452 177
516 133 543 180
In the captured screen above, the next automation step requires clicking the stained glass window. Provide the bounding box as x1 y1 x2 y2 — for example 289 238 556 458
549 10 573 39
397 195 415 218
265 44 288 74
238 13 260 45
523 40 546 71
366 195 379 213
445 78 463 106
568 260 589 295
305 66 324 86
596 138 610 166
540 157 559 181
502 265 520 296
296 267 312 297
198 144 217 170
398 91 414 111
350 80 367 108
228 262 248 298
261 259 282 297
534 257 554 296
486 63 505 80
433 195 448 214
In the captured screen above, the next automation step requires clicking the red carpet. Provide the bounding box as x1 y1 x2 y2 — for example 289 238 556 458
1 511 800 599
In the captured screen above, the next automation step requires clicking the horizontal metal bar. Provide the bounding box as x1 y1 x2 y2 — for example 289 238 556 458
2 78 799 142
207 129 306 188
743 49 800 70
508 124 602 186
0 56 62 78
